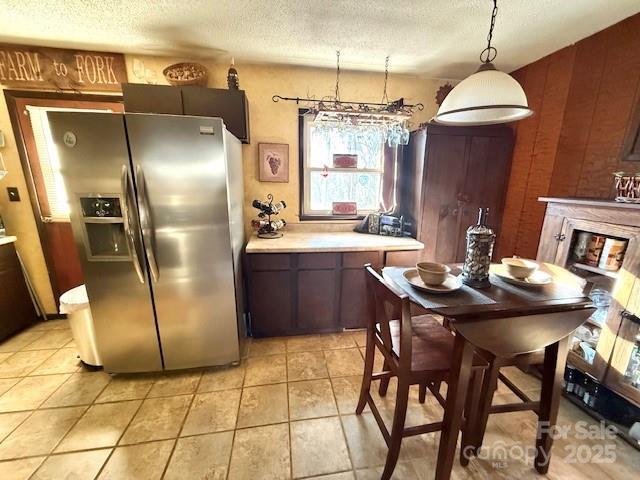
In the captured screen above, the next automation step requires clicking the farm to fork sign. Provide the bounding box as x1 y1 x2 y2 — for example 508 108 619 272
0 43 127 92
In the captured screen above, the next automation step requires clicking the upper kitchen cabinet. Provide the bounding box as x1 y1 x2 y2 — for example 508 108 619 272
622 94 640 162
401 124 514 263
122 83 250 143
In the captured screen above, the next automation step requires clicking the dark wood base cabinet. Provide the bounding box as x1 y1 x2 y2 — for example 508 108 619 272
0 242 39 341
246 251 393 337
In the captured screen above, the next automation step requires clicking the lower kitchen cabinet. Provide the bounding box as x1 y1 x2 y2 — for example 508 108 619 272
0 241 38 341
246 250 391 336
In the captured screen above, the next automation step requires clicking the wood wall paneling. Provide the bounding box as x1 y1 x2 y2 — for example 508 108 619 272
499 13 640 259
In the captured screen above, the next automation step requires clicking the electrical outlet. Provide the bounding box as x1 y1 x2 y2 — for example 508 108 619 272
7 187 20 202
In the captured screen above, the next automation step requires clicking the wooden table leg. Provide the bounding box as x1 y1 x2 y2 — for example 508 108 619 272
535 335 570 474
470 356 500 455
435 333 474 480
460 368 483 466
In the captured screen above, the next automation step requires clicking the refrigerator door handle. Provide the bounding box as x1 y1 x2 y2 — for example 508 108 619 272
120 165 145 284
135 165 160 282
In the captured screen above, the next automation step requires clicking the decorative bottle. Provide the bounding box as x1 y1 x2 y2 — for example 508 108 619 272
227 57 239 90
461 207 495 288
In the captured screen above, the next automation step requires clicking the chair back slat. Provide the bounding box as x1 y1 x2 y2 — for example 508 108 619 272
452 307 595 357
365 265 413 368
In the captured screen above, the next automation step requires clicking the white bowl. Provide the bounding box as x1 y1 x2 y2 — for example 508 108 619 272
501 257 539 279
416 262 451 286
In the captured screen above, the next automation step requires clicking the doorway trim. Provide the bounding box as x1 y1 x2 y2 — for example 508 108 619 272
4 90 123 308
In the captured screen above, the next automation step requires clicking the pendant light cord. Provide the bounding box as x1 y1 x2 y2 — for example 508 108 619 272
480 0 498 63
334 50 341 103
381 55 390 104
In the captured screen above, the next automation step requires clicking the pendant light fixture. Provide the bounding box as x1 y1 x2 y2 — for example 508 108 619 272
434 0 532 126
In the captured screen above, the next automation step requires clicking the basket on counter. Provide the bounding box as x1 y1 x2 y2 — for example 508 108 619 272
614 172 640 203
162 62 208 86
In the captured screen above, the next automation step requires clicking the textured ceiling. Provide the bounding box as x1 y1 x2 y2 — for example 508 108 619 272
1 0 639 79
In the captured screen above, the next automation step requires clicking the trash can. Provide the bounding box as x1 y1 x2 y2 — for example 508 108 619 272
60 285 102 367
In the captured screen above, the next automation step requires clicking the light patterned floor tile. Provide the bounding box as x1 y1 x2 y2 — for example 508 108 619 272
291 416 352 478
325 348 365 377
95 374 154 403
0 350 57 378
98 439 174 480
147 369 202 398
0 406 86 459
42 372 111 407
0 378 20 397
0 456 46 480
237 383 288 428
21 329 72 351
30 348 81 375
228 423 290 480
28 320 70 331
243 354 287 386
331 376 367 414
198 364 245 393
31 448 111 479
0 411 31 443
119 395 191 444
164 431 233 480
0 331 45 353
248 338 286 357
181 389 241 436
287 351 329 381
56 400 141 452
289 379 337 420
0 374 71 412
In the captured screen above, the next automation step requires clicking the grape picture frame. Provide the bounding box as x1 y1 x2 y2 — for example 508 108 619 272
258 143 289 183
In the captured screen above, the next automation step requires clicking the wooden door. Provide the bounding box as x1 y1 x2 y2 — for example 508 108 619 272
0 243 38 340
339 252 382 329
536 213 565 263
419 134 467 262
9 94 123 301
553 217 640 382
457 135 513 261
248 270 293 337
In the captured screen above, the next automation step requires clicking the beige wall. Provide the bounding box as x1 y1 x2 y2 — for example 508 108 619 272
0 53 444 314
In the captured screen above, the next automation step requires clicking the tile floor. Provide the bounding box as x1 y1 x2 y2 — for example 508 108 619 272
0 320 638 479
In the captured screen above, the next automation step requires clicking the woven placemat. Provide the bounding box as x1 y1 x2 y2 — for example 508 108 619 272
383 267 496 309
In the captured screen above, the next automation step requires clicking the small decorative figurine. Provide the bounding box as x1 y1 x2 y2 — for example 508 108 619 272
461 207 495 288
251 194 286 238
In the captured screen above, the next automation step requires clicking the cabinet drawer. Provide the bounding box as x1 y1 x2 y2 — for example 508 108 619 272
384 250 419 267
342 251 381 269
297 253 339 269
249 254 291 271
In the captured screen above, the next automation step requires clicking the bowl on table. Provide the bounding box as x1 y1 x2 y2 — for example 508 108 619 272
501 257 539 279
416 262 451 286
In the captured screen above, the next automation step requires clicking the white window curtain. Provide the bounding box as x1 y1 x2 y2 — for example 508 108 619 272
26 106 111 222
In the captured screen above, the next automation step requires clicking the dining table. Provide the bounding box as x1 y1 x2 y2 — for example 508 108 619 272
382 262 594 479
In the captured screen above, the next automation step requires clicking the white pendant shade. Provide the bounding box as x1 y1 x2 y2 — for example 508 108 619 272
434 64 532 126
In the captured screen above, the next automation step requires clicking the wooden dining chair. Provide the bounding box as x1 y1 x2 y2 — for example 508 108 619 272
356 265 487 480
445 306 595 476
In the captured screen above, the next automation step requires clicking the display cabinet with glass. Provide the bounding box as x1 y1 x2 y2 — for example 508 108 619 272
537 199 640 398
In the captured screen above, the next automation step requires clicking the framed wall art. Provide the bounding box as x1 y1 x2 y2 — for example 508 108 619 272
259 143 289 182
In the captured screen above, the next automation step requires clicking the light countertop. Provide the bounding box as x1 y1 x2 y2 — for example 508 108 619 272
0 236 17 246
246 231 424 253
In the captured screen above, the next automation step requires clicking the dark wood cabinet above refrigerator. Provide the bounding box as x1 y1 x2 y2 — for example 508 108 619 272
122 83 250 143
399 123 514 263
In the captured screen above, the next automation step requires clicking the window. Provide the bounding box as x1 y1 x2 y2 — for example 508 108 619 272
300 113 385 218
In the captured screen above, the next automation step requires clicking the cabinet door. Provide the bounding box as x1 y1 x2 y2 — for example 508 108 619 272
248 270 293 337
181 87 250 143
420 134 467 262
0 244 38 341
536 213 565 263
297 270 338 332
457 135 513 261
553 218 640 381
605 282 640 404
122 84 183 114
339 269 370 329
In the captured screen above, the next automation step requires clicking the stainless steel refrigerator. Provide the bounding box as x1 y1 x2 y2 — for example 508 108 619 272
48 112 245 373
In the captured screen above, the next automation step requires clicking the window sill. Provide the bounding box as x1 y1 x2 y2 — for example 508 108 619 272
299 214 365 222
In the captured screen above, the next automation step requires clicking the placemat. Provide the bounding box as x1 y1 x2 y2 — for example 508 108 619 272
383 267 496 309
